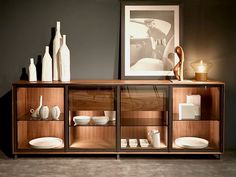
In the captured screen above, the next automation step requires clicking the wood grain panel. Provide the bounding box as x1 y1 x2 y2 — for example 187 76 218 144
173 87 220 120
173 121 220 149
69 127 116 149
121 126 168 146
17 88 27 117
17 87 64 120
69 88 115 111
121 86 167 111
17 121 64 149
121 111 167 126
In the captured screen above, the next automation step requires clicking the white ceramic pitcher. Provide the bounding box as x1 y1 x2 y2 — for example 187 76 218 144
148 130 161 148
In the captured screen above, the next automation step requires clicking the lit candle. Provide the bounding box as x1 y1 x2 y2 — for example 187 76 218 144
196 60 207 73
191 60 212 81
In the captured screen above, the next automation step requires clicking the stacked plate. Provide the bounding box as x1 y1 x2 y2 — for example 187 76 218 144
175 137 209 149
29 137 64 149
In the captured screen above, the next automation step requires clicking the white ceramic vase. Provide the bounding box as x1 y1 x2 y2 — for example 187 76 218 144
42 46 52 81
51 105 61 120
39 105 49 119
59 35 70 82
29 58 37 82
53 21 62 81
30 95 42 118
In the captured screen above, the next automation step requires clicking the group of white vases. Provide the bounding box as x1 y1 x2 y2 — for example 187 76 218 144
30 95 61 120
29 21 70 82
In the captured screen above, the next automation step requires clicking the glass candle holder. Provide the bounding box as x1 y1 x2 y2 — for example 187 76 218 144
191 60 212 81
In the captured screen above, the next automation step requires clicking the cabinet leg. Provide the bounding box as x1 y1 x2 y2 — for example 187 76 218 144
116 154 120 160
214 154 221 159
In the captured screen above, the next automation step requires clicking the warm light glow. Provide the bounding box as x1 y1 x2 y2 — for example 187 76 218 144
191 60 211 73
196 60 207 73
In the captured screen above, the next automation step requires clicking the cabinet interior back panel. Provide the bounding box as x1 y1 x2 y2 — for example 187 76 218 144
173 121 220 149
121 111 168 126
69 88 115 111
173 87 220 120
121 126 167 145
17 121 64 149
121 86 167 111
17 87 64 118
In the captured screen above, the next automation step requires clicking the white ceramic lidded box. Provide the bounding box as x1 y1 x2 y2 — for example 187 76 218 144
179 103 196 120
186 95 201 118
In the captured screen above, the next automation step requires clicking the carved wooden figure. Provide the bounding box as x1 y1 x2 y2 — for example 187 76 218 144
173 46 185 81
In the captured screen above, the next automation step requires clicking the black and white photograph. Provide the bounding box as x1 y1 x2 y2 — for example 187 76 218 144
122 5 179 78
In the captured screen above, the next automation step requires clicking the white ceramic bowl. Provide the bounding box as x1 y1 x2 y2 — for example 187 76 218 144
73 116 91 125
92 116 109 125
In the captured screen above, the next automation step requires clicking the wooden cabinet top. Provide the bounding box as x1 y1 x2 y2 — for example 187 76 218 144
13 80 225 86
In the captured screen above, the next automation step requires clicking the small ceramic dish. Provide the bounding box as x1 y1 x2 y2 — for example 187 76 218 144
129 139 138 148
139 139 150 148
73 116 91 126
92 116 109 125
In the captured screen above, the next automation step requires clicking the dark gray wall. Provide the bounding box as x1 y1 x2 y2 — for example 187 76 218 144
0 0 236 152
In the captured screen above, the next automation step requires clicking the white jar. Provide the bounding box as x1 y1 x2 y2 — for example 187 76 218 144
51 105 61 120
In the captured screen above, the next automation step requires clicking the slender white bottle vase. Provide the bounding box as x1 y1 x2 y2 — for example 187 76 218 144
59 35 70 81
42 46 52 81
29 58 37 82
53 21 62 81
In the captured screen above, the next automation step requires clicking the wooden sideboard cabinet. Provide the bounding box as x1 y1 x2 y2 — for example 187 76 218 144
12 80 224 157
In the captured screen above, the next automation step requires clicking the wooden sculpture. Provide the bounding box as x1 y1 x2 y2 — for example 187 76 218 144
173 46 184 81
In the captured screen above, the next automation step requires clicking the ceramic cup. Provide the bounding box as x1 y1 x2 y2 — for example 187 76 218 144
104 111 116 121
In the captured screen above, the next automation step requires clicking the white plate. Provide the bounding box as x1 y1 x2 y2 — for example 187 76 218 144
29 137 64 149
175 137 209 149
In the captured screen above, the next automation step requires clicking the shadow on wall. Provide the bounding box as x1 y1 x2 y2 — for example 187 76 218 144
0 90 12 157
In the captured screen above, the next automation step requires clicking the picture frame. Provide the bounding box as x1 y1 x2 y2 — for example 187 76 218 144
121 1 181 79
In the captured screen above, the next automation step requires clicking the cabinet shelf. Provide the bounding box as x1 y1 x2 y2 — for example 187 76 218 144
70 139 115 149
121 125 168 127
18 113 64 121
173 113 219 121
173 119 219 122
121 142 167 150
70 121 116 127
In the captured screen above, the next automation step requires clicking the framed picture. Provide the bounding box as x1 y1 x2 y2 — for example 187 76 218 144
121 1 180 79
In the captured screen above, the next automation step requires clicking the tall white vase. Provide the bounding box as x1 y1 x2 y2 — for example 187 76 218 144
59 35 70 81
53 21 62 81
42 46 52 81
29 58 37 82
